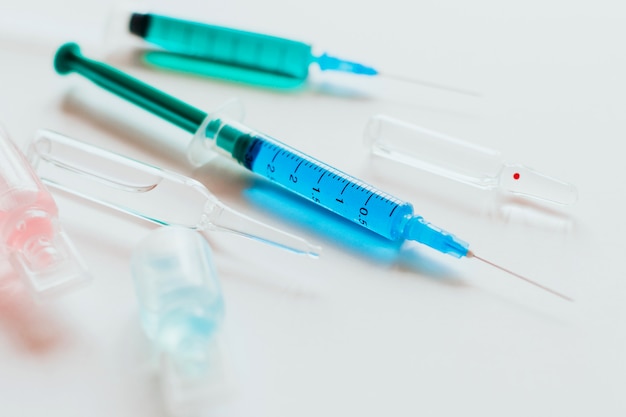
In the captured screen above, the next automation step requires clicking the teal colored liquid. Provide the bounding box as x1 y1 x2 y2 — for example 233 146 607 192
142 51 307 90
144 14 314 80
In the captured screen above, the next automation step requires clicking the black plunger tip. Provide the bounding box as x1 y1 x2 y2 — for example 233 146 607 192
54 42 81 75
129 13 151 38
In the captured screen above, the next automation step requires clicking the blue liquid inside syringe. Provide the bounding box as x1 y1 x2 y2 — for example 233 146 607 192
209 122 470 257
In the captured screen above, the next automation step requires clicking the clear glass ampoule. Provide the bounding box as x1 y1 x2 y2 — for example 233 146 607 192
364 115 578 205
27 129 320 258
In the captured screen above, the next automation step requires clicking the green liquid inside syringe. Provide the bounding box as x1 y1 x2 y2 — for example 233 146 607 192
130 13 314 81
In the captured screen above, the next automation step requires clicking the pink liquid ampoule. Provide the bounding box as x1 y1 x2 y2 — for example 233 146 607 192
0 127 89 296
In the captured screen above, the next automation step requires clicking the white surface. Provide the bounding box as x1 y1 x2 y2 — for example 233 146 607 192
0 0 625 416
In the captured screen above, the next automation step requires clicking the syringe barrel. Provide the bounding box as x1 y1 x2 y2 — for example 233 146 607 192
130 13 314 80
199 120 415 241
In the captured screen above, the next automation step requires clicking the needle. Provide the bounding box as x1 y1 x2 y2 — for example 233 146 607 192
378 72 482 97
467 250 573 302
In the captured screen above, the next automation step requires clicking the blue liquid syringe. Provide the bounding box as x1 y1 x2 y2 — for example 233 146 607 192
53 43 571 301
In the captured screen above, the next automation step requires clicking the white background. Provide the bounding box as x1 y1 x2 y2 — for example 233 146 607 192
0 0 625 416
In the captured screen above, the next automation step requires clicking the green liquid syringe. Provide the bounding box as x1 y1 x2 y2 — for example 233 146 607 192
127 13 478 95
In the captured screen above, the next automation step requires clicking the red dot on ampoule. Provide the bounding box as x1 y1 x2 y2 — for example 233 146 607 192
513 173 520 180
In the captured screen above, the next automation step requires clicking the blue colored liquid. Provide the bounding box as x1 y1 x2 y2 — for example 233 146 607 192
210 122 469 257
235 133 414 241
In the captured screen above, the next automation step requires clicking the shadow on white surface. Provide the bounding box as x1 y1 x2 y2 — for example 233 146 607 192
59 88 191 169
0 261 69 353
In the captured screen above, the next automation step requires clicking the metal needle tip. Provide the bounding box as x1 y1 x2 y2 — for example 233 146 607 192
378 72 482 97
467 251 573 302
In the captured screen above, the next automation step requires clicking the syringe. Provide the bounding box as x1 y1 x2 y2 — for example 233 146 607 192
127 13 478 96
53 43 571 301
